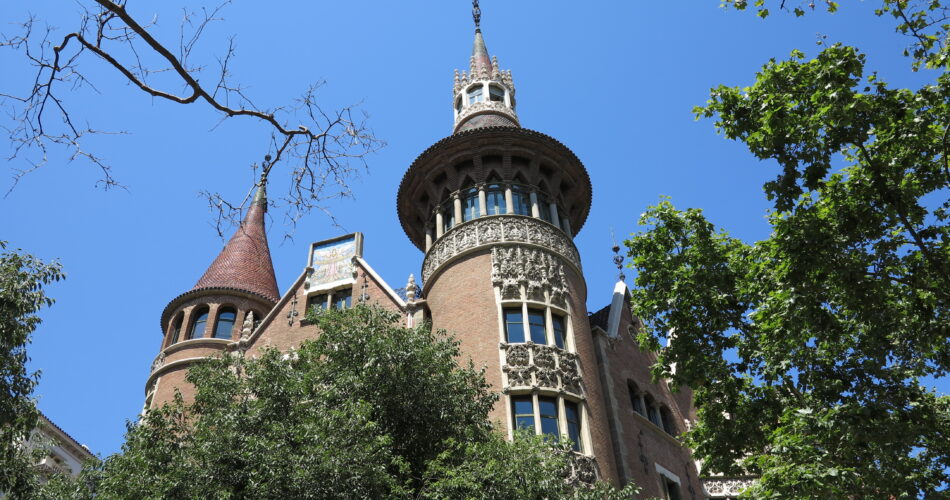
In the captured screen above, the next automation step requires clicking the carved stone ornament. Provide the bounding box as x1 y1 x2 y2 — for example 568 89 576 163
455 100 519 128
422 215 581 285
502 342 584 396
702 478 756 498
150 352 165 374
490 245 570 305
241 311 255 340
561 452 598 486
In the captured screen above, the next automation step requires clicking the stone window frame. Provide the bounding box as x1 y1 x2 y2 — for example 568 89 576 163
496 298 574 351
655 463 683 500
188 306 210 340
506 391 590 455
306 286 353 313
164 312 184 348
212 306 238 340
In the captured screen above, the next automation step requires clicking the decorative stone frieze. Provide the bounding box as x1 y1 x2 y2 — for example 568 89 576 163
456 100 519 127
490 245 569 305
150 352 165 374
501 342 584 397
422 215 580 284
702 477 756 498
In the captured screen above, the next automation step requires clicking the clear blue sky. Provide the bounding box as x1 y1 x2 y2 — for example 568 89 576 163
1 1 942 456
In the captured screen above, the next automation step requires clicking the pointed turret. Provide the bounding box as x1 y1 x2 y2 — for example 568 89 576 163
193 183 279 302
452 4 519 133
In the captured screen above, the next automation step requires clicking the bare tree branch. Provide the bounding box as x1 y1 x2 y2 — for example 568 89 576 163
0 0 383 237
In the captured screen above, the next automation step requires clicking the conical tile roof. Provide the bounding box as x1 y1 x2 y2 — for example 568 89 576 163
193 185 279 302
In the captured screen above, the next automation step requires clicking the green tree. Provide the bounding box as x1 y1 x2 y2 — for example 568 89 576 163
0 242 64 497
625 4 950 498
41 306 637 499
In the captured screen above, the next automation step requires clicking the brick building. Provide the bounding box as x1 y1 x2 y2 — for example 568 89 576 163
143 16 720 500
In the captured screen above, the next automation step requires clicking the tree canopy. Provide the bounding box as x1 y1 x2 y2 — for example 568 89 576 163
39 306 637 499
626 3 949 497
0 242 64 498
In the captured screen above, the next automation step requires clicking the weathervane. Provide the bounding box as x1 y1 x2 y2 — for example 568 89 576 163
472 0 481 31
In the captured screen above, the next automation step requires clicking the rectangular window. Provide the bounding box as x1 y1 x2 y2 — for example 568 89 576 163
552 315 566 349
504 308 525 343
486 185 506 215
308 294 328 312
512 396 535 431
539 200 552 222
442 200 456 232
467 86 483 105
511 187 531 216
462 189 479 222
489 85 504 102
538 397 559 439
333 289 352 310
528 309 547 344
662 477 682 500
565 401 582 452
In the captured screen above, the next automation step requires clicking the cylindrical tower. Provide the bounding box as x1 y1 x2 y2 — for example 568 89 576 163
145 184 279 409
397 24 616 484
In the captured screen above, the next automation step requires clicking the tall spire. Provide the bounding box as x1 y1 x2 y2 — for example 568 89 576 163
453 1 519 133
193 178 279 302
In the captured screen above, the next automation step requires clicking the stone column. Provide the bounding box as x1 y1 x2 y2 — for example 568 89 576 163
561 216 572 236
435 209 444 238
453 193 463 225
549 202 561 230
425 225 434 251
504 184 514 215
478 184 487 217
530 190 540 218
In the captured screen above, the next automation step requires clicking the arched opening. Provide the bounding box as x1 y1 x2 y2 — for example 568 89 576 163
214 307 237 340
628 381 645 416
510 184 531 216
168 313 184 346
189 307 209 339
466 84 483 105
488 84 505 103
660 406 676 435
460 179 479 222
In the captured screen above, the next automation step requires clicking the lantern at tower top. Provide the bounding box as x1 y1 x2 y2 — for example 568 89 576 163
452 1 519 133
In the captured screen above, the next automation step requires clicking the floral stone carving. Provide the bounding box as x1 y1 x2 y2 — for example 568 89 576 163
702 478 756 497
422 215 580 285
490 245 570 305
502 342 584 396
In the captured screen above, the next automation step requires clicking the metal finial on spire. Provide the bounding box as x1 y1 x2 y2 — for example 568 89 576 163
611 229 626 282
472 0 481 32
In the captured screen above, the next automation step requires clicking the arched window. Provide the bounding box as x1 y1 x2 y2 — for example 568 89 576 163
488 84 505 102
485 184 506 215
628 382 645 416
168 314 183 346
467 85 483 105
644 394 662 428
510 185 531 216
214 307 236 339
190 307 209 339
660 406 676 435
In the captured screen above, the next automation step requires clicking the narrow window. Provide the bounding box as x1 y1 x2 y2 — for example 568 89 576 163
538 397 559 439
489 84 505 102
504 308 525 343
648 404 662 428
552 315 566 349
461 188 479 222
308 294 328 313
455 95 462 111
629 384 644 415
512 396 535 431
510 186 531 216
169 314 183 345
527 309 547 344
333 288 352 310
660 406 676 435
565 401 582 452
213 307 236 339
467 85 483 105
190 308 209 339
485 184 506 215
661 477 682 500
442 199 456 232
538 199 552 222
